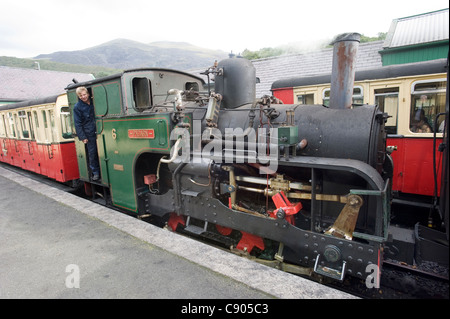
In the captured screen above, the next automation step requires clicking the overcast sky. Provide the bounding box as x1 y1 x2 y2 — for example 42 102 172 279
1 0 448 58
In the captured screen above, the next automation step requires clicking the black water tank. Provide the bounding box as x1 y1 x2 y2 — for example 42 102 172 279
214 57 256 109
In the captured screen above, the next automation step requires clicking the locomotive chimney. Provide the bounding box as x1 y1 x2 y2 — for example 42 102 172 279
329 33 360 109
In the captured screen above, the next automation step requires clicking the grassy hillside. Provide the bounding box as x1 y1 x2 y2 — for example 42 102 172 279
32 39 228 71
0 56 121 78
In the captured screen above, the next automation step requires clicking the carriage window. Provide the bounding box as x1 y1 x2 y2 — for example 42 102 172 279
410 79 446 133
42 110 50 142
18 111 30 139
0 114 6 137
26 111 35 140
132 77 152 111
13 114 20 138
297 94 314 105
352 87 364 105
48 109 56 142
60 107 74 139
323 89 330 106
7 113 16 137
375 88 399 135
33 111 41 142
323 86 364 107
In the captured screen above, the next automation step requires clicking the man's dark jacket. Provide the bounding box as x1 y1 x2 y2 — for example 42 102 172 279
73 100 96 141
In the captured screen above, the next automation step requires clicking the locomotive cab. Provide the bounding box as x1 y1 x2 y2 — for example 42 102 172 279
66 68 206 204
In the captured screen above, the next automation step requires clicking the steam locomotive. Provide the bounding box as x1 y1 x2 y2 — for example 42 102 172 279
1 33 448 285
67 33 391 282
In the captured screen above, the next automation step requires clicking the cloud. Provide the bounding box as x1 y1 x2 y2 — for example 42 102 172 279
1 0 448 58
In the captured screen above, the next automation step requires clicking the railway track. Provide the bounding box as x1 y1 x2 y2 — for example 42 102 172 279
380 259 448 298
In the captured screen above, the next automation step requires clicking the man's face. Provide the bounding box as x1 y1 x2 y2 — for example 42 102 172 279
78 91 90 104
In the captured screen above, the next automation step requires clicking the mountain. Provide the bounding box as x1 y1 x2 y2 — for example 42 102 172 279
0 56 121 78
34 39 228 71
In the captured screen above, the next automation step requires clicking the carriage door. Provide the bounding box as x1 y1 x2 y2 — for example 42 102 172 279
67 91 90 181
41 109 57 179
31 110 43 175
0 114 11 164
18 110 33 172
9 112 22 167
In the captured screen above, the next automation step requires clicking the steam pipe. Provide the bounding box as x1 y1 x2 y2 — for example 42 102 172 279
329 33 360 109
160 138 182 163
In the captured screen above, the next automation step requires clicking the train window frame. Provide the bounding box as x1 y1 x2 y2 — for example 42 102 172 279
322 86 364 107
33 110 43 143
7 113 16 138
0 114 7 137
48 109 57 142
92 84 108 117
13 113 21 139
41 110 51 143
185 82 199 91
409 78 446 134
296 93 314 105
6 112 17 138
26 111 35 140
352 87 364 105
322 89 330 106
184 82 200 101
132 77 153 112
18 110 31 140
374 87 399 135
60 107 74 139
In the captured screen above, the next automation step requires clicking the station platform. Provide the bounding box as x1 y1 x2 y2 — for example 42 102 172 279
0 165 357 301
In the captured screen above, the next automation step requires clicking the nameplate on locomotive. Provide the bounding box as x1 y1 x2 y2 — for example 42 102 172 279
128 129 155 139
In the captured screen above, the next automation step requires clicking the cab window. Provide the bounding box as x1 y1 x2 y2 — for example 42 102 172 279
185 82 199 91
132 77 152 112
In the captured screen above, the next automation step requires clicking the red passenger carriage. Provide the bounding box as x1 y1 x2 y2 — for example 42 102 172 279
0 94 79 183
